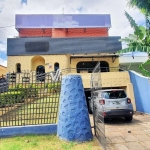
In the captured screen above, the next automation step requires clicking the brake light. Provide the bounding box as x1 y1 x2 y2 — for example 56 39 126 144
102 112 107 116
99 100 105 105
127 98 131 104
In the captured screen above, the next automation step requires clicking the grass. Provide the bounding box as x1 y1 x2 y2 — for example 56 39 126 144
0 134 101 150
0 96 60 127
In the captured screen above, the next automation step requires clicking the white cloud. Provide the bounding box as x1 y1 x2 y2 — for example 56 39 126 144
0 57 7 66
0 0 146 51
0 42 6 52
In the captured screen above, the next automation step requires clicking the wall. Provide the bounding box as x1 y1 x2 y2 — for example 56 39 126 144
31 56 45 71
7 55 70 73
0 65 7 75
19 29 52 37
19 28 108 38
129 70 150 114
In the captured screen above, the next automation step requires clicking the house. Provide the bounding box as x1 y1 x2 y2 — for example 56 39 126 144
0 65 7 76
119 52 150 73
7 14 136 110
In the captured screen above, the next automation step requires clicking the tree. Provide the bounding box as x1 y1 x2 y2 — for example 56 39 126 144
128 0 150 15
119 11 150 76
120 11 150 53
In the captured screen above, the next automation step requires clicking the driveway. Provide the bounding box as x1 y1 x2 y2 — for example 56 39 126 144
90 112 150 150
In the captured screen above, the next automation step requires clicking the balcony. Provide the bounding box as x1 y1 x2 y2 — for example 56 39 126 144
61 67 130 89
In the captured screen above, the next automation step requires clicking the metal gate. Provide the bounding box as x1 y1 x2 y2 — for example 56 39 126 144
91 62 106 150
0 71 61 127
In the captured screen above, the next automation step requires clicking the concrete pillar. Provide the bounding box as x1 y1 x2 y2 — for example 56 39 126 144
57 75 93 142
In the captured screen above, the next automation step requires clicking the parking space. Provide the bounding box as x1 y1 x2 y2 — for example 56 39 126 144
90 112 150 150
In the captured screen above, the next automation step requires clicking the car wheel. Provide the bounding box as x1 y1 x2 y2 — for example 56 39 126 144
125 116 133 121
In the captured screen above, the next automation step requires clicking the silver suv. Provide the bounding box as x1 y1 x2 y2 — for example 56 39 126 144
89 89 133 121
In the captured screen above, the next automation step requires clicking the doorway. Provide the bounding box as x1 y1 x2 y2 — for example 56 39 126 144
36 65 45 81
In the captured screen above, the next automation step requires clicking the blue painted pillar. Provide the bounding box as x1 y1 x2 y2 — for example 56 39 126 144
57 75 93 142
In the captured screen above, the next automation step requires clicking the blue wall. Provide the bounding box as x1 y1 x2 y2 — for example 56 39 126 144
129 71 150 114
0 124 57 137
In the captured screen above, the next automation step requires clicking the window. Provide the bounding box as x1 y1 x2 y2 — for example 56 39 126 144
16 63 21 73
54 63 59 71
76 61 109 73
102 90 126 99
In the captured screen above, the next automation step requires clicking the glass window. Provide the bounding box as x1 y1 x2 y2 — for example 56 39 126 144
102 90 126 99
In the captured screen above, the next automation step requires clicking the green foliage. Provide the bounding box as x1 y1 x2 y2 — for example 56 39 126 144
61 142 76 150
0 82 61 107
139 59 150 77
128 0 150 15
125 11 140 35
119 11 150 77
0 91 24 107
46 82 61 93
8 88 38 98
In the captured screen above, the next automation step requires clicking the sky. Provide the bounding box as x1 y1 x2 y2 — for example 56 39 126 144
0 0 145 67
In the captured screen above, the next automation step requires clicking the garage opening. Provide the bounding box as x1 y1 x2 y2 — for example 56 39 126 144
84 89 91 112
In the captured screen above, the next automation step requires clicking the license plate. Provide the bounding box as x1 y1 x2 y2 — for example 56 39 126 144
112 101 120 105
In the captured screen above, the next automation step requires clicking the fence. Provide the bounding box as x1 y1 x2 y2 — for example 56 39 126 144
0 71 61 127
61 67 125 74
90 62 106 150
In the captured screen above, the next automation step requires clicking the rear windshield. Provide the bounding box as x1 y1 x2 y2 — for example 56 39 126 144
102 90 126 99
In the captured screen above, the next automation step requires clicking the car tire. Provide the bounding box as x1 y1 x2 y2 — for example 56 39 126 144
125 116 133 121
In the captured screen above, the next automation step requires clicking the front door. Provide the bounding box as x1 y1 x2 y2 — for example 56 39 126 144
36 65 45 81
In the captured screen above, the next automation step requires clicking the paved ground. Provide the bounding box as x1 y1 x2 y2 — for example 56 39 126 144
90 112 150 150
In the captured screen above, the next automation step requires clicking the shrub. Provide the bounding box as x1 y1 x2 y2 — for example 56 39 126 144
0 91 24 107
8 88 38 98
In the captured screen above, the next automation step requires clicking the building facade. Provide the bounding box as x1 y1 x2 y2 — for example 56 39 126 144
0 65 7 75
7 14 136 110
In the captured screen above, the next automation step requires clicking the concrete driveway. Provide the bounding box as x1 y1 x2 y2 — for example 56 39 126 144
90 112 150 150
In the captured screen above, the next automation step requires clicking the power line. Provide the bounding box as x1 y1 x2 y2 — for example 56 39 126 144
0 25 15 29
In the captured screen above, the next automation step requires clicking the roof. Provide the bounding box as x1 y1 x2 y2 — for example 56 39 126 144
15 14 111 30
7 36 122 56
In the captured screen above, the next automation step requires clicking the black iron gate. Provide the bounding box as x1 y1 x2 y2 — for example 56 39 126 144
0 71 61 127
91 62 106 150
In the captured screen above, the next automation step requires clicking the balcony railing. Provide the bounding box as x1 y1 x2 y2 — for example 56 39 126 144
61 67 126 75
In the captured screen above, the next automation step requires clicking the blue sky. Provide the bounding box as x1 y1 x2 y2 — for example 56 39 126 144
0 0 145 67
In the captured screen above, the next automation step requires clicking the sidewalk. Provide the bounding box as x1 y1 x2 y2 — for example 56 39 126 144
90 113 150 150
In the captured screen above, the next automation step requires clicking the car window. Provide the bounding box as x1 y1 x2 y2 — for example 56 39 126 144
102 90 126 99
